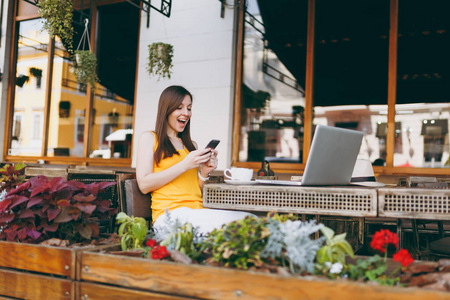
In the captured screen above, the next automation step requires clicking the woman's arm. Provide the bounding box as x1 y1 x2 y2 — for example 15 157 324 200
136 132 212 194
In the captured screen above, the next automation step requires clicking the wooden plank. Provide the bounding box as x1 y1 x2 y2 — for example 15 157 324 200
0 241 118 279
0 241 73 277
81 251 450 300
0 268 74 300
303 0 316 164
386 0 398 169
79 282 194 300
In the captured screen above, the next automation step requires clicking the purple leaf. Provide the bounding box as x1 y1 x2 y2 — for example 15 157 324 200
52 207 73 223
75 203 96 215
88 222 100 238
17 227 27 240
26 196 44 208
6 229 17 241
84 182 99 195
7 181 30 195
47 208 61 221
27 229 41 240
19 209 35 219
10 195 30 209
30 185 50 198
42 222 59 232
77 224 92 240
0 198 12 211
73 194 96 203
0 214 15 223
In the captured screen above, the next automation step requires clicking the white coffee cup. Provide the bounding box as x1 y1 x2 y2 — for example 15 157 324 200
224 167 253 181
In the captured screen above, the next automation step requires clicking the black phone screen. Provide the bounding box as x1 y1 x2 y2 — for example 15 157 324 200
205 139 220 149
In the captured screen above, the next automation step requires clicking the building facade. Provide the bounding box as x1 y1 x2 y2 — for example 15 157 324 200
0 0 449 177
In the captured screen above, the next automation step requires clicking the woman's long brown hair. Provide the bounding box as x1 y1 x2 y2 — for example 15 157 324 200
153 86 196 165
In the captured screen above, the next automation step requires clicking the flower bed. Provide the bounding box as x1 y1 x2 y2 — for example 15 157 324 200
76 212 450 299
0 172 120 299
80 246 450 300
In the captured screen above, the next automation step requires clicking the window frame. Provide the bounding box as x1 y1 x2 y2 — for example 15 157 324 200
3 0 135 167
233 0 450 176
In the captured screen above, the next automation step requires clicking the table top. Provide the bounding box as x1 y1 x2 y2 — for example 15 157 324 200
203 183 450 220
203 183 378 217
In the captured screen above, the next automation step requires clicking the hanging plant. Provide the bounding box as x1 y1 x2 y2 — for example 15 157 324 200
37 0 74 53
72 19 98 89
29 67 43 78
73 50 99 88
147 42 174 80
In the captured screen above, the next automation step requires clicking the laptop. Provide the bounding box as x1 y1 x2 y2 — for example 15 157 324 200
256 125 364 186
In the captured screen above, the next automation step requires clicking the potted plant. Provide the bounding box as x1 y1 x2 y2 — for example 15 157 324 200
73 50 99 89
147 42 174 80
0 175 119 299
37 0 74 53
0 163 26 195
0 176 117 243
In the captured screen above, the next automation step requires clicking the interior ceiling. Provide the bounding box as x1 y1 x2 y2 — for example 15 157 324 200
255 0 450 107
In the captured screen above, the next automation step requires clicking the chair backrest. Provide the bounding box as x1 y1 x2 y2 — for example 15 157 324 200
124 179 152 221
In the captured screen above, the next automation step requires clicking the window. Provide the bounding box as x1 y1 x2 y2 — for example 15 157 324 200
32 112 43 140
238 0 307 164
78 83 87 94
7 0 139 165
236 0 450 173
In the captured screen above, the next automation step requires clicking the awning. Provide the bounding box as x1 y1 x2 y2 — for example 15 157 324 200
105 129 133 142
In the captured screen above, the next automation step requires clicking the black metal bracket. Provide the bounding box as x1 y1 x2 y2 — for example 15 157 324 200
126 0 172 28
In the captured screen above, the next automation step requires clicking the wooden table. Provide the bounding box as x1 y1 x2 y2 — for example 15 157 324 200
203 184 450 251
203 183 378 217
378 187 450 220
203 183 378 249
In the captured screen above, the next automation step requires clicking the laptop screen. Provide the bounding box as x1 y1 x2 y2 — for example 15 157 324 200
301 125 363 186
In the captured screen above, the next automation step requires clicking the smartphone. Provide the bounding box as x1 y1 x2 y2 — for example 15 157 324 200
205 139 220 153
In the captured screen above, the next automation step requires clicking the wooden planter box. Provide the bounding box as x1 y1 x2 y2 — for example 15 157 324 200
0 241 116 300
0 268 75 300
80 246 450 300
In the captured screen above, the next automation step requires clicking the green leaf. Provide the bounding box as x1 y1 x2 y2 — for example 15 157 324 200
337 241 355 258
334 232 347 242
320 226 335 240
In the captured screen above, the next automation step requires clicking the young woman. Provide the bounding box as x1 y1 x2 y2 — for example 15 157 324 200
136 85 251 234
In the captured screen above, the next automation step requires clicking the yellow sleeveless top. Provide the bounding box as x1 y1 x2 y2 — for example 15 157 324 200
151 132 203 222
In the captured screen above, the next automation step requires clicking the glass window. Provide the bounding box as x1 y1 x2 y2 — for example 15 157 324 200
8 1 138 164
88 2 138 159
395 0 450 168
238 0 308 163
313 0 390 165
10 19 49 157
47 35 86 157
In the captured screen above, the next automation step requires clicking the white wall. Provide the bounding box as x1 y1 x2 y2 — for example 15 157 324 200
132 0 237 170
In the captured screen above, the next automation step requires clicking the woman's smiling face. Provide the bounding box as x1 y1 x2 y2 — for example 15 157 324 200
167 95 192 135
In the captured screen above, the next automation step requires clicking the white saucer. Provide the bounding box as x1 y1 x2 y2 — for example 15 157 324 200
224 179 257 185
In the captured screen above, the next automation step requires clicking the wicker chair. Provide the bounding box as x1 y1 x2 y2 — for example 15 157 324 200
124 179 152 224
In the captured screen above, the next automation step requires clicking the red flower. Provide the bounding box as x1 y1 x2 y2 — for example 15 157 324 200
370 229 399 253
146 239 157 248
151 245 170 260
393 249 414 267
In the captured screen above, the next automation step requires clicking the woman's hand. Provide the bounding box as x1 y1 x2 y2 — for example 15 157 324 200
200 149 218 177
183 148 213 171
